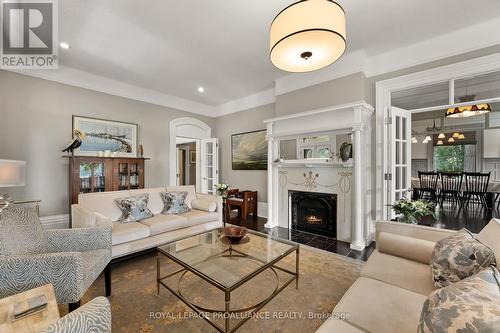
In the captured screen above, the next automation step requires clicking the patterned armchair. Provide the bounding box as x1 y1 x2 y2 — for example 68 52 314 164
41 297 111 333
0 206 112 310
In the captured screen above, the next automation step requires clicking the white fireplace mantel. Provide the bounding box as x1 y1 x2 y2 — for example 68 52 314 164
264 101 374 251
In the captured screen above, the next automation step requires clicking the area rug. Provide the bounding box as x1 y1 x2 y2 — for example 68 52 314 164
64 245 363 333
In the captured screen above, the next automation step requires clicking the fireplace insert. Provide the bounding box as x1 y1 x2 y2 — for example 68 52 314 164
289 190 337 238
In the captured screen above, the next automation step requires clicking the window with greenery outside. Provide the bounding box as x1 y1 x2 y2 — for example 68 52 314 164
433 145 465 172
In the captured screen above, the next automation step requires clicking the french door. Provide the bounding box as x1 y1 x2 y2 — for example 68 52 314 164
200 138 219 194
385 107 412 219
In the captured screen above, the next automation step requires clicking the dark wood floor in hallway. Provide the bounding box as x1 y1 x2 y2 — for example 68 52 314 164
230 201 497 262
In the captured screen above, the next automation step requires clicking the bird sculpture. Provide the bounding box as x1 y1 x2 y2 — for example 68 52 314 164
63 129 86 155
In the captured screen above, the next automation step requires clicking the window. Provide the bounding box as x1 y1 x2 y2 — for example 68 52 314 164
433 145 465 172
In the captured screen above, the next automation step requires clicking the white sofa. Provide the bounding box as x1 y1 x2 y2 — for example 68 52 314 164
316 219 500 333
71 186 223 259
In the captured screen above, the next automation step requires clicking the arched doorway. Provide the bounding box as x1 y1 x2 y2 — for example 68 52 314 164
169 117 218 193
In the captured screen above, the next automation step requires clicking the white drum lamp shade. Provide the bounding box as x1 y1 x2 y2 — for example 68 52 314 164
270 0 346 72
0 160 26 187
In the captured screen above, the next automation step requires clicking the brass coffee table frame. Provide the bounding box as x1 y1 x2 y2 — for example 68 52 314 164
156 230 299 333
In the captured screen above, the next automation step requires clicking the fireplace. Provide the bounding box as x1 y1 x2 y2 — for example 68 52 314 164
290 190 337 238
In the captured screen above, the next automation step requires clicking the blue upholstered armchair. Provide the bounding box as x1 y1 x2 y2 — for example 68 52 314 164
0 206 112 310
41 297 112 333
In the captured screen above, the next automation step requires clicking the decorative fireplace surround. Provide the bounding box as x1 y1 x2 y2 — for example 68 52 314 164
290 190 337 238
264 102 374 250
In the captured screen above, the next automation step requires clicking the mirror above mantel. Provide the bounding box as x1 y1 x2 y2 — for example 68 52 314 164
277 131 353 167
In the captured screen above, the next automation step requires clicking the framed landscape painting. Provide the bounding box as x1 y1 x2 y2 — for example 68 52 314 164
73 116 138 157
231 130 267 170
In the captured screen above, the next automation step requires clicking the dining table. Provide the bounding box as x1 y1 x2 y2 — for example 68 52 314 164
411 177 500 208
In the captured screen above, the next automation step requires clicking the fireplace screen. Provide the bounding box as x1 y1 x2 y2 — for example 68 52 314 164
290 190 337 238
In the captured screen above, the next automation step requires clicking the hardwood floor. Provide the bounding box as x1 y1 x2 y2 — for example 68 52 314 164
417 200 498 233
228 216 376 261
230 200 498 262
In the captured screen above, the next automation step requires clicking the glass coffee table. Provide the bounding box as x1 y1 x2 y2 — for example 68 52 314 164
156 228 299 333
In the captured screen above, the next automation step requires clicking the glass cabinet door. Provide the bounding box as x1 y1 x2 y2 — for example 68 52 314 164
118 162 129 190
129 162 140 189
79 162 105 193
118 162 140 190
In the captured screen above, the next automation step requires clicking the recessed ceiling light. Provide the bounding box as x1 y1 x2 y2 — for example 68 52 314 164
197 87 205 93
60 42 70 49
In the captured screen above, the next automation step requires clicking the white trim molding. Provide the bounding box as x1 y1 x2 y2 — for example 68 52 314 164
375 52 500 221
40 214 70 229
169 117 212 191
8 15 500 119
218 89 276 116
10 66 217 116
257 202 268 219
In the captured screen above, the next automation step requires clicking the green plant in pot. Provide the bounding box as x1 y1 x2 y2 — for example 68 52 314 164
392 198 435 224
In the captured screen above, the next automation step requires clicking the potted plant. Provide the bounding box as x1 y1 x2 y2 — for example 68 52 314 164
392 198 435 224
215 183 230 226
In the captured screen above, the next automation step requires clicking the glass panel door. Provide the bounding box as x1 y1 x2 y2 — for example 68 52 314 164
388 107 412 218
200 138 219 194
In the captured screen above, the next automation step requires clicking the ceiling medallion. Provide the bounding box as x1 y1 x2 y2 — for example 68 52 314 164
270 0 346 72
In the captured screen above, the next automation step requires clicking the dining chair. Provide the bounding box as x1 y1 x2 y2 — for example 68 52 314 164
418 171 439 203
439 172 463 206
463 172 491 209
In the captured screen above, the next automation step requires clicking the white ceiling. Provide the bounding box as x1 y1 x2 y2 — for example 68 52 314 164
47 1 500 111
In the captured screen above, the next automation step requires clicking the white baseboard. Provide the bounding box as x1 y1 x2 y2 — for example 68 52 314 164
40 214 70 229
257 202 268 218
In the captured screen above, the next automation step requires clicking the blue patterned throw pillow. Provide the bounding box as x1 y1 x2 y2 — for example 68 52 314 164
430 229 496 288
160 191 190 214
115 193 153 223
419 266 500 333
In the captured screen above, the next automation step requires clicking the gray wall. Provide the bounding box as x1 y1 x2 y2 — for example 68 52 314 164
275 72 374 116
0 70 214 216
214 104 275 203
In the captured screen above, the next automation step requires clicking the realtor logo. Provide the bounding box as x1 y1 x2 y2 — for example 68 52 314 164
1 0 58 69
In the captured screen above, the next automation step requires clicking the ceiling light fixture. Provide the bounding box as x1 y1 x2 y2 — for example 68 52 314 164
452 132 460 138
197 87 205 93
59 42 70 49
423 136 432 143
448 137 455 143
437 140 444 145
446 91 491 118
438 133 445 139
446 103 491 118
270 0 346 72
411 137 418 143
458 134 465 139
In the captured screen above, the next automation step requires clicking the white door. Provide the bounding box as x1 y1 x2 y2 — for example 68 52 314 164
200 138 219 194
176 149 182 186
385 107 412 219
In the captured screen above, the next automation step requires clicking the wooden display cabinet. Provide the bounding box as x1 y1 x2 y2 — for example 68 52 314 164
68 156 148 205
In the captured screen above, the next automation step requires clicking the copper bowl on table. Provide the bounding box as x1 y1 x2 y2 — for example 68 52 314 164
222 226 247 244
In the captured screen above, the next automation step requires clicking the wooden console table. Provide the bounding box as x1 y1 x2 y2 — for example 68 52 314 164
226 189 258 222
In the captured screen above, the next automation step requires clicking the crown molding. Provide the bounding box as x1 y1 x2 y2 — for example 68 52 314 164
216 88 276 116
274 49 367 96
364 16 500 78
6 15 500 119
7 66 218 117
